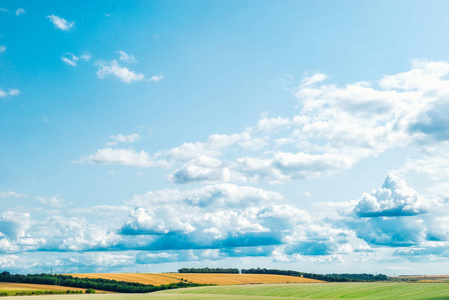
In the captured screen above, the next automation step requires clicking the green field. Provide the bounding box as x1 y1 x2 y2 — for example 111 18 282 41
9 282 449 299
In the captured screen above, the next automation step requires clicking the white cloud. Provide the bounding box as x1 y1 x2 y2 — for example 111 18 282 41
37 196 64 207
147 74 164 82
347 175 449 248
136 250 198 264
0 45 5 53
107 133 140 146
47 15 74 31
118 50 137 64
77 148 166 167
0 89 20 98
169 156 233 184
0 192 26 199
15 8 25 16
61 57 76 66
256 117 291 132
355 174 429 218
96 52 162 83
301 72 328 87
0 211 30 239
95 60 144 83
80 60 449 186
61 53 90 66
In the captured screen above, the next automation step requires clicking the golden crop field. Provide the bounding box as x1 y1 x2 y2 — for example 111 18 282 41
69 273 182 286
0 282 109 293
69 273 323 286
164 273 324 285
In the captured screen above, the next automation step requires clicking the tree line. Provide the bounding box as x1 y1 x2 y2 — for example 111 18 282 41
0 271 207 293
177 267 387 282
178 268 240 274
240 268 388 282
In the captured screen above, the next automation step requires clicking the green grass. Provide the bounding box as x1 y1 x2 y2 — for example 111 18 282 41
159 282 449 299
8 282 449 299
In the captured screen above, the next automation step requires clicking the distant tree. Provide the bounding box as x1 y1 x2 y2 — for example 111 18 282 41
240 268 388 282
178 267 239 274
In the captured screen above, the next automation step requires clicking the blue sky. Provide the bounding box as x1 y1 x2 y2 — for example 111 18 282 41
2 0 449 275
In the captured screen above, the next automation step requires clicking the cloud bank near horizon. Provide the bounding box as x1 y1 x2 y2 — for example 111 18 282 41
3 60 449 273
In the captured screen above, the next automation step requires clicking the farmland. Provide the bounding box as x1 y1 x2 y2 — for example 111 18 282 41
0 282 108 296
8 282 449 299
69 273 323 286
392 275 449 283
160 282 449 299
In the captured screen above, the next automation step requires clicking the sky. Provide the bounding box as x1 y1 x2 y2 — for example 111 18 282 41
1 0 449 276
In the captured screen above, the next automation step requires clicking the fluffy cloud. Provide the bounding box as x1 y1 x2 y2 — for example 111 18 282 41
116 183 351 258
15 8 25 16
5 175 449 268
61 53 90 66
0 212 30 239
77 148 166 167
147 74 164 82
301 72 328 87
81 60 449 185
95 51 162 84
47 15 74 31
95 60 144 83
107 133 140 146
169 156 231 184
0 89 20 98
355 174 428 217
118 50 137 64
37 196 64 207
20 60 449 269
349 175 449 248
136 250 199 264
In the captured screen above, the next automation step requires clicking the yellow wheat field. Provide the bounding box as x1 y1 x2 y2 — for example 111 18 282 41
69 273 324 286
0 282 110 293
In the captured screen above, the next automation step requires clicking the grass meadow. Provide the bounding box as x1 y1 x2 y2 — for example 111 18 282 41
7 282 449 299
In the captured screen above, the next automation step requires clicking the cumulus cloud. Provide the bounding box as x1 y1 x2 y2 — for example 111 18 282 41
95 51 162 84
0 212 30 239
15 8 25 16
37 196 64 207
47 15 74 31
61 53 90 66
118 50 137 64
77 148 166 167
114 183 352 258
81 60 449 185
347 174 449 248
0 89 19 98
107 133 140 146
256 117 291 132
147 74 164 82
7 176 448 266
355 174 428 217
95 60 144 83
301 72 328 87
169 156 231 184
